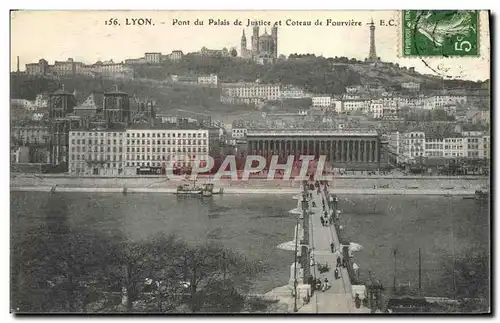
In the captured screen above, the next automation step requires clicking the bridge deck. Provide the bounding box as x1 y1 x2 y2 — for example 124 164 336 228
299 185 370 313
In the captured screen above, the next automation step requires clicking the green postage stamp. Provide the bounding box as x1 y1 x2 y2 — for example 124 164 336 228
402 10 479 57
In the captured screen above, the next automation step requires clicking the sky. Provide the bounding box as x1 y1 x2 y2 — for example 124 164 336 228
10 10 490 81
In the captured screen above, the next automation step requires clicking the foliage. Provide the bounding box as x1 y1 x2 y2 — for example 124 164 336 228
11 197 263 313
440 250 490 312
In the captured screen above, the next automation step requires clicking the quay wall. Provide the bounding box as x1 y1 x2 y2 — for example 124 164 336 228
10 174 488 195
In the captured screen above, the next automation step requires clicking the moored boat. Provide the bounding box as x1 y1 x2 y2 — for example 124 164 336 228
475 189 489 200
201 183 215 197
175 182 203 196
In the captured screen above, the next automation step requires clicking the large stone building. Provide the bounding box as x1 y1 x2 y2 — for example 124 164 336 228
245 129 388 170
25 58 133 78
241 26 278 64
220 82 281 105
103 88 131 124
68 128 126 176
11 125 50 145
68 123 221 176
389 130 491 164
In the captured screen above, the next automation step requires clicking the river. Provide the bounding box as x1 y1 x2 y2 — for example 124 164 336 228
10 192 489 300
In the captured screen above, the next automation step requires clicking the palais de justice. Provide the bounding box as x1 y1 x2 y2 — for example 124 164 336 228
245 130 389 170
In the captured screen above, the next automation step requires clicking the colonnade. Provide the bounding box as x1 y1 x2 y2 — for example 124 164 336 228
247 138 379 163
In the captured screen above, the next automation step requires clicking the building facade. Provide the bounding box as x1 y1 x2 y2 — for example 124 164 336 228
198 74 218 86
241 26 278 64
220 83 281 105
144 52 162 64
401 82 421 92
231 128 247 139
170 50 184 61
246 129 386 170
12 125 50 145
123 124 221 175
68 124 222 176
25 59 49 75
103 89 131 124
280 86 310 99
312 96 332 108
68 129 126 176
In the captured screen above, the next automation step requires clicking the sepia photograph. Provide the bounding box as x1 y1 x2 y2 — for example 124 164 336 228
9 9 491 314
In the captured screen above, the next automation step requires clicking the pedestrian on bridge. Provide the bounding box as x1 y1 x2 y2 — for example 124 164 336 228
320 217 325 226
330 242 335 253
334 268 339 280
322 278 330 292
315 278 322 291
336 256 341 267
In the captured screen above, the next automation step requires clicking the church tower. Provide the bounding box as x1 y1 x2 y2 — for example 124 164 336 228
251 26 260 58
271 26 278 58
241 29 247 58
368 19 378 61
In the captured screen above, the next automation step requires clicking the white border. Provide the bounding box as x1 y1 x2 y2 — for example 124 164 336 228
2 1 496 323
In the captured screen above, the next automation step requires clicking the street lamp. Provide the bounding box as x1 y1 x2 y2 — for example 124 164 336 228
391 247 397 292
293 214 299 313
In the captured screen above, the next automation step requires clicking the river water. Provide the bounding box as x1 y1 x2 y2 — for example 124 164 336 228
10 192 489 297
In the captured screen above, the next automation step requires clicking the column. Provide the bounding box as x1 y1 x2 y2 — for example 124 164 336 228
372 140 376 163
356 139 360 163
338 140 342 162
343 140 348 162
327 140 335 164
367 140 372 162
345 140 349 162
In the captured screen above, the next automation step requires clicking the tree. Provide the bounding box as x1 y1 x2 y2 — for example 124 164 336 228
440 250 489 312
171 242 260 312
230 48 238 57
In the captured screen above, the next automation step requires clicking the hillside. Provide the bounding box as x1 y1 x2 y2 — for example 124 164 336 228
10 56 486 119
135 55 485 94
10 74 259 121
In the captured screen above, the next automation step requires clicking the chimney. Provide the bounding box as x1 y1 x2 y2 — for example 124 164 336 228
16 56 20 73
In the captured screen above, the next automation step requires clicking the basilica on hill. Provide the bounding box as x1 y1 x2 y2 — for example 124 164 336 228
240 25 278 64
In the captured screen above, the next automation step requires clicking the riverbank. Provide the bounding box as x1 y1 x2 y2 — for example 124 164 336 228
10 185 482 196
10 174 488 194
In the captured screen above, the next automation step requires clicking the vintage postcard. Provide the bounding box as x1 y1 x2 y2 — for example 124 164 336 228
10 10 490 314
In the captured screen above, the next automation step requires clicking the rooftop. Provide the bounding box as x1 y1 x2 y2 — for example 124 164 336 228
127 122 217 131
246 129 379 137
